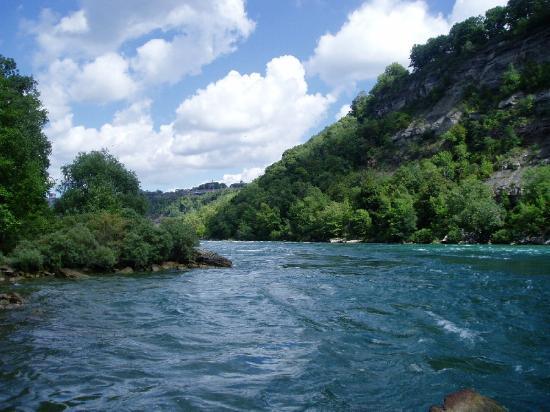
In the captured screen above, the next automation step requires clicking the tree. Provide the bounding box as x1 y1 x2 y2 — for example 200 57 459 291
56 149 147 215
371 63 409 96
484 6 508 38
0 55 51 251
447 179 504 242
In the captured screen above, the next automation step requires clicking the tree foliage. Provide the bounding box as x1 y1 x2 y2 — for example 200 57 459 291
410 0 550 72
56 149 147 215
0 55 51 251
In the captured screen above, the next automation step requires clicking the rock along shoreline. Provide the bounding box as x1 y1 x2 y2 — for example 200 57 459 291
0 248 232 286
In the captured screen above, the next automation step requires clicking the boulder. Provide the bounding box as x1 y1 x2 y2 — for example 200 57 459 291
0 265 15 276
0 292 24 309
194 249 232 268
161 261 179 270
429 389 507 412
117 267 134 274
58 268 89 279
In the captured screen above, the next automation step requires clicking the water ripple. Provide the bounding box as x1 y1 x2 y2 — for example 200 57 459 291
0 241 549 410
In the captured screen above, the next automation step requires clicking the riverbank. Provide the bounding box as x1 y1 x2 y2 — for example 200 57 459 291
0 248 231 285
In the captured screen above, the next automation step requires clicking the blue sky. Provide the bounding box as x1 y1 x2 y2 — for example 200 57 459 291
0 0 506 190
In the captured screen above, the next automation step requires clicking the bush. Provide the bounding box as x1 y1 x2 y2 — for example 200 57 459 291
10 240 43 272
445 227 463 244
410 228 435 244
38 225 99 270
447 179 504 242
160 219 198 262
491 229 511 244
120 231 153 269
90 246 117 271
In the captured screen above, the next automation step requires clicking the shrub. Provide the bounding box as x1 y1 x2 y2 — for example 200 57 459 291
492 229 511 244
160 219 198 262
120 231 153 269
10 240 43 272
411 228 435 244
445 227 463 244
89 246 117 271
447 179 504 242
38 225 99 269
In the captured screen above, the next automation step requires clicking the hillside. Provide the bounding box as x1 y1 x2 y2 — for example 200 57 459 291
143 182 245 219
207 2 550 244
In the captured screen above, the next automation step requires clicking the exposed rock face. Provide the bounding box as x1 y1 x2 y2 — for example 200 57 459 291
194 249 232 268
429 389 507 412
381 27 550 119
383 27 550 146
0 292 24 309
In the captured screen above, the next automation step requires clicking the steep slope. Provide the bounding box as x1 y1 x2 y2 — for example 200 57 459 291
208 2 550 244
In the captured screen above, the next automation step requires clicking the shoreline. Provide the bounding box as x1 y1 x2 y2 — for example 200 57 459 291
0 248 232 285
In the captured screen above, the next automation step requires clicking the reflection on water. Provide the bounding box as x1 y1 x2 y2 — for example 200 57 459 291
1 242 549 410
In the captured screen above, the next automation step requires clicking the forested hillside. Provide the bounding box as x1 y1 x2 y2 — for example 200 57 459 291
207 0 550 244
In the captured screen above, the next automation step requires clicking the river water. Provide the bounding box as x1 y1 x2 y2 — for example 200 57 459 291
0 242 549 411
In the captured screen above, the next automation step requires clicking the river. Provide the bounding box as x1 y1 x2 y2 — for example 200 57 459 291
1 242 549 410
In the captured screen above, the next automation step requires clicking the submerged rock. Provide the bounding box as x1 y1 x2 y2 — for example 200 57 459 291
194 249 232 268
0 292 24 309
429 389 507 412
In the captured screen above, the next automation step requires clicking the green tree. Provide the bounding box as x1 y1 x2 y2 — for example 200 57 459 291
484 6 508 38
56 149 147 215
447 179 504 242
0 55 51 251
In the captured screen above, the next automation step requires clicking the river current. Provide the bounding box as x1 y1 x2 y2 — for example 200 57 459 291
1 242 549 411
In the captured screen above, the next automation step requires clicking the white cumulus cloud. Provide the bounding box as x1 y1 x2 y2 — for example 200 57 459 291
222 168 265 185
450 0 508 23
335 104 351 120
27 0 255 108
171 55 332 171
70 53 137 103
307 0 449 89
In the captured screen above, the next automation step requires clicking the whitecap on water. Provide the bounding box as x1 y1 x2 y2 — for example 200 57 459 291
427 311 478 342
409 363 422 373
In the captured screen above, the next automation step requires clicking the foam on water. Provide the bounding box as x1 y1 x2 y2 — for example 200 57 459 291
427 311 478 342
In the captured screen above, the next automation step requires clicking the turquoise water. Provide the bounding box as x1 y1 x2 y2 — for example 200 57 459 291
1 242 549 410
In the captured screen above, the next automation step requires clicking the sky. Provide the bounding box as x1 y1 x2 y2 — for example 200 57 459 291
0 0 507 191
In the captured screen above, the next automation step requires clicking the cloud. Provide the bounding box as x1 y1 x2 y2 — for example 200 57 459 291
335 104 351 120
306 0 449 89
171 55 332 164
450 0 508 23
70 53 137 102
57 10 89 34
46 56 331 189
27 0 255 107
222 168 265 185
